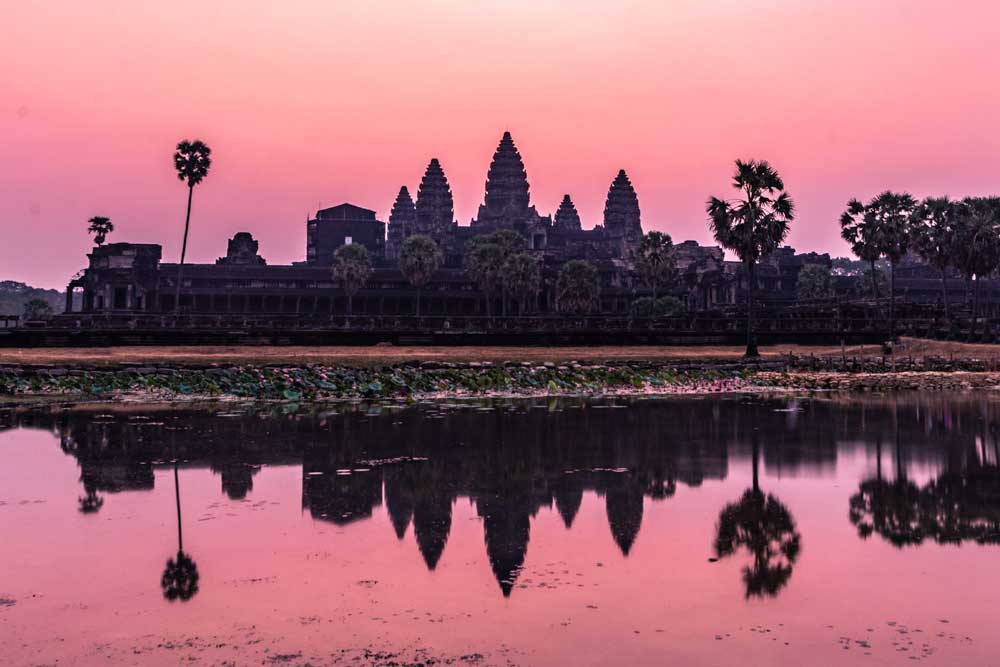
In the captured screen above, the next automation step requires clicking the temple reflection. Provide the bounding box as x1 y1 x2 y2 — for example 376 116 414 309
5 393 1000 600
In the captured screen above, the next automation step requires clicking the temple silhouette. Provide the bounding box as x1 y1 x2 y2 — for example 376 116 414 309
62 132 833 319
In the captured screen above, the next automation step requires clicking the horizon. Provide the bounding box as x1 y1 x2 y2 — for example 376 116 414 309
4 1 1000 289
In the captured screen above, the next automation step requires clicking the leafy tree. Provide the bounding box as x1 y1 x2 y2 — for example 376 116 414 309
464 238 507 317
332 243 371 316
864 192 918 337
795 263 833 301
953 197 1000 320
556 260 599 314
840 199 884 305
172 139 212 312
713 427 801 598
855 268 889 300
23 298 53 320
634 231 675 298
399 234 443 316
503 252 541 315
487 229 527 257
912 197 961 317
87 216 114 246
707 159 794 357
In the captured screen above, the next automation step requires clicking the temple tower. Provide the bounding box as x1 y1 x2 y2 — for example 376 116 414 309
553 195 582 232
386 186 416 260
414 158 455 242
472 132 546 232
603 169 642 248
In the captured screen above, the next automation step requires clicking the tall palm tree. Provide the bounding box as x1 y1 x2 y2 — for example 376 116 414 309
862 191 918 339
172 139 212 313
398 234 443 316
332 243 372 316
840 199 884 309
707 160 794 357
634 231 675 299
464 241 505 317
161 458 199 602
87 216 114 246
913 197 961 318
954 197 1000 325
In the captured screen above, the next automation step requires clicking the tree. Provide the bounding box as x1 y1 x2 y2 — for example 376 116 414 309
503 252 541 315
161 459 199 602
631 296 685 317
172 139 212 313
713 421 801 598
464 239 506 317
87 216 114 246
795 263 833 301
22 298 53 320
707 159 795 357
633 231 675 298
912 197 960 317
863 192 919 338
332 243 371 316
953 197 1000 322
399 234 443 316
556 260 600 314
840 198 883 306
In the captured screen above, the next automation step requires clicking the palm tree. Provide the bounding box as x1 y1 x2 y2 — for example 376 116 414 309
707 159 795 357
398 234 442 316
172 139 212 313
556 260 600 314
332 243 371 316
840 199 884 308
953 197 1000 325
713 418 801 598
87 216 114 246
912 197 960 318
862 191 918 339
464 238 506 317
503 252 542 315
161 459 199 602
634 231 675 299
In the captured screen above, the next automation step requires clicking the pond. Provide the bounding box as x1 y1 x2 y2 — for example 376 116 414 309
1 394 998 666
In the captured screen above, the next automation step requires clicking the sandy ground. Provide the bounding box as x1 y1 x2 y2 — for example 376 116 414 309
0 337 998 367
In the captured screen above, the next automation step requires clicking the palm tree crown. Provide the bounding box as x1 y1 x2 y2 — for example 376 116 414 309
173 140 212 187
707 159 794 264
87 216 114 246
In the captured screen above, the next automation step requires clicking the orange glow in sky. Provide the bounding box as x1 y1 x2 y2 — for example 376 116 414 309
3 1 1000 287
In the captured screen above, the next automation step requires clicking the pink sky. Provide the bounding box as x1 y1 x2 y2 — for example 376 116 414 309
3 1 999 288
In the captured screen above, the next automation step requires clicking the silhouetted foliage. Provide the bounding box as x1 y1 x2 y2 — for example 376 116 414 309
503 252 541 315
333 243 371 316
87 216 114 246
634 231 675 298
707 159 794 357
161 550 200 602
556 260 599 314
913 197 962 317
22 298 53 320
795 263 834 301
172 139 212 313
399 234 443 316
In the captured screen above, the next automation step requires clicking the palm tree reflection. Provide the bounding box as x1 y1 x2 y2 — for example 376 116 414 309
161 460 199 602
713 419 801 598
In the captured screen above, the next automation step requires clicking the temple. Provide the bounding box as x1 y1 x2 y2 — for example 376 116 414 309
64 131 834 319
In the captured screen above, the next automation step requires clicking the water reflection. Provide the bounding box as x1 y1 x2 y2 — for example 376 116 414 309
4 394 1000 602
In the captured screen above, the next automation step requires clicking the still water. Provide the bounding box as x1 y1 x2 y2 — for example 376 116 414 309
2 394 999 666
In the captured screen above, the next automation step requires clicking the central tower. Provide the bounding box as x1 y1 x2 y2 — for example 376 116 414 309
472 132 546 233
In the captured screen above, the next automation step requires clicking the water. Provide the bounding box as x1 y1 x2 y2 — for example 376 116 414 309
1 394 998 666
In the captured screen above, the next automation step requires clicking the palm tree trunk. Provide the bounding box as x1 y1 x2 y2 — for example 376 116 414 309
940 268 950 318
870 260 879 305
973 277 982 339
174 462 183 552
889 262 896 340
745 261 758 357
174 185 194 314
347 294 353 316
415 288 421 317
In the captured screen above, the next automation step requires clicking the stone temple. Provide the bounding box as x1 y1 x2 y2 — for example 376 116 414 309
64 131 826 318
